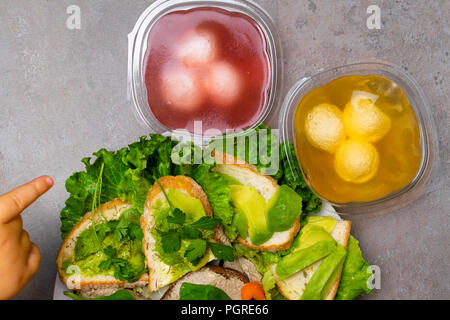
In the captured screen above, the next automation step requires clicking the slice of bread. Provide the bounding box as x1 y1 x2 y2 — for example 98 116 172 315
56 199 148 290
212 151 300 252
141 176 224 292
161 266 249 300
270 219 351 300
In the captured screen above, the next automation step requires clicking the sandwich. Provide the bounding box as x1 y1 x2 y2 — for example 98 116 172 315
56 199 148 290
140 175 228 292
269 215 351 300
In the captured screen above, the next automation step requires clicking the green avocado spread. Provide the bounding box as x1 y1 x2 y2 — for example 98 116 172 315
223 175 303 245
64 208 146 282
267 185 303 232
151 188 212 281
230 185 273 245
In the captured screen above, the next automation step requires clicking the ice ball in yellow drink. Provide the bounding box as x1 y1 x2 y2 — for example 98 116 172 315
343 94 391 142
304 103 346 153
334 139 379 183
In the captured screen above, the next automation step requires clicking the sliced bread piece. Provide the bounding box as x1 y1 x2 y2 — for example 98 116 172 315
212 151 300 252
270 219 351 300
140 176 224 292
56 199 148 290
162 266 249 300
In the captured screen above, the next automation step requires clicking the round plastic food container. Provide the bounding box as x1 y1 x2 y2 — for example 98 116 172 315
278 61 439 216
128 0 283 143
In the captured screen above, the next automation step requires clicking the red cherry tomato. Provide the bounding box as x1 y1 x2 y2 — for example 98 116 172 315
241 282 266 300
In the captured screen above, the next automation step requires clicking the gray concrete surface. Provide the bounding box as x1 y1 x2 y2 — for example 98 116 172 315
0 0 448 299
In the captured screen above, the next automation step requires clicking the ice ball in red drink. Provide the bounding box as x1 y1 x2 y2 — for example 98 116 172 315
177 29 218 68
160 67 205 111
206 61 242 107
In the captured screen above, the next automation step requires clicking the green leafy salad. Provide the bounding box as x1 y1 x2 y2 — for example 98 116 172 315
58 125 372 300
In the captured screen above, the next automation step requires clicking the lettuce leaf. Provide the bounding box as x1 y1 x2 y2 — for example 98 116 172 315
234 243 269 275
277 142 322 214
208 124 277 174
335 236 373 300
261 270 285 300
191 164 238 241
233 243 287 274
60 148 126 238
60 135 173 239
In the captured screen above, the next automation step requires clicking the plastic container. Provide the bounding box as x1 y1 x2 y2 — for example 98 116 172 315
128 0 283 143
278 61 439 216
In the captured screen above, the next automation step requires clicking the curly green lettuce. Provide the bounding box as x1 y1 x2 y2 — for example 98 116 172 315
60 134 174 239
233 244 287 300
277 142 322 214
191 164 238 241
335 236 373 300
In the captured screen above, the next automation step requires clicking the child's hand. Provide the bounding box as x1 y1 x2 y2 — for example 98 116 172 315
0 176 54 300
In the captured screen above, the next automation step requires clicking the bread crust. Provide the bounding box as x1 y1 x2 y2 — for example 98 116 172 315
56 198 148 290
325 220 351 300
213 151 278 189
237 218 301 252
143 175 213 219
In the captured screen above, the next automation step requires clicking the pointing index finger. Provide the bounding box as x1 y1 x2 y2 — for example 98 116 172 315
0 176 54 224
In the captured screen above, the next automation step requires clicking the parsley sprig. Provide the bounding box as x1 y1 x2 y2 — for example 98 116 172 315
154 179 235 264
98 243 144 282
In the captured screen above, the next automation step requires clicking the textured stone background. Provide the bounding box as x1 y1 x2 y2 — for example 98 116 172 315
0 0 448 299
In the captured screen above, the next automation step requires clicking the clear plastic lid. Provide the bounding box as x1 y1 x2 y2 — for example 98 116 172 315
278 61 439 216
128 0 283 144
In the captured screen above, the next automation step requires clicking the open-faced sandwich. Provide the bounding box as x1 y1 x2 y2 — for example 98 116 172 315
140 175 229 292
56 199 148 291
57 126 373 300
212 151 302 252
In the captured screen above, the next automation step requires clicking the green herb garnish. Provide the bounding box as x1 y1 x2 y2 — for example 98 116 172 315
209 242 234 262
158 230 181 254
154 181 234 263
190 216 221 230
184 239 207 265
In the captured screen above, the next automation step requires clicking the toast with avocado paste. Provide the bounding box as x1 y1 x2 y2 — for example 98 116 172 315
57 199 148 290
140 175 228 292
270 216 351 300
